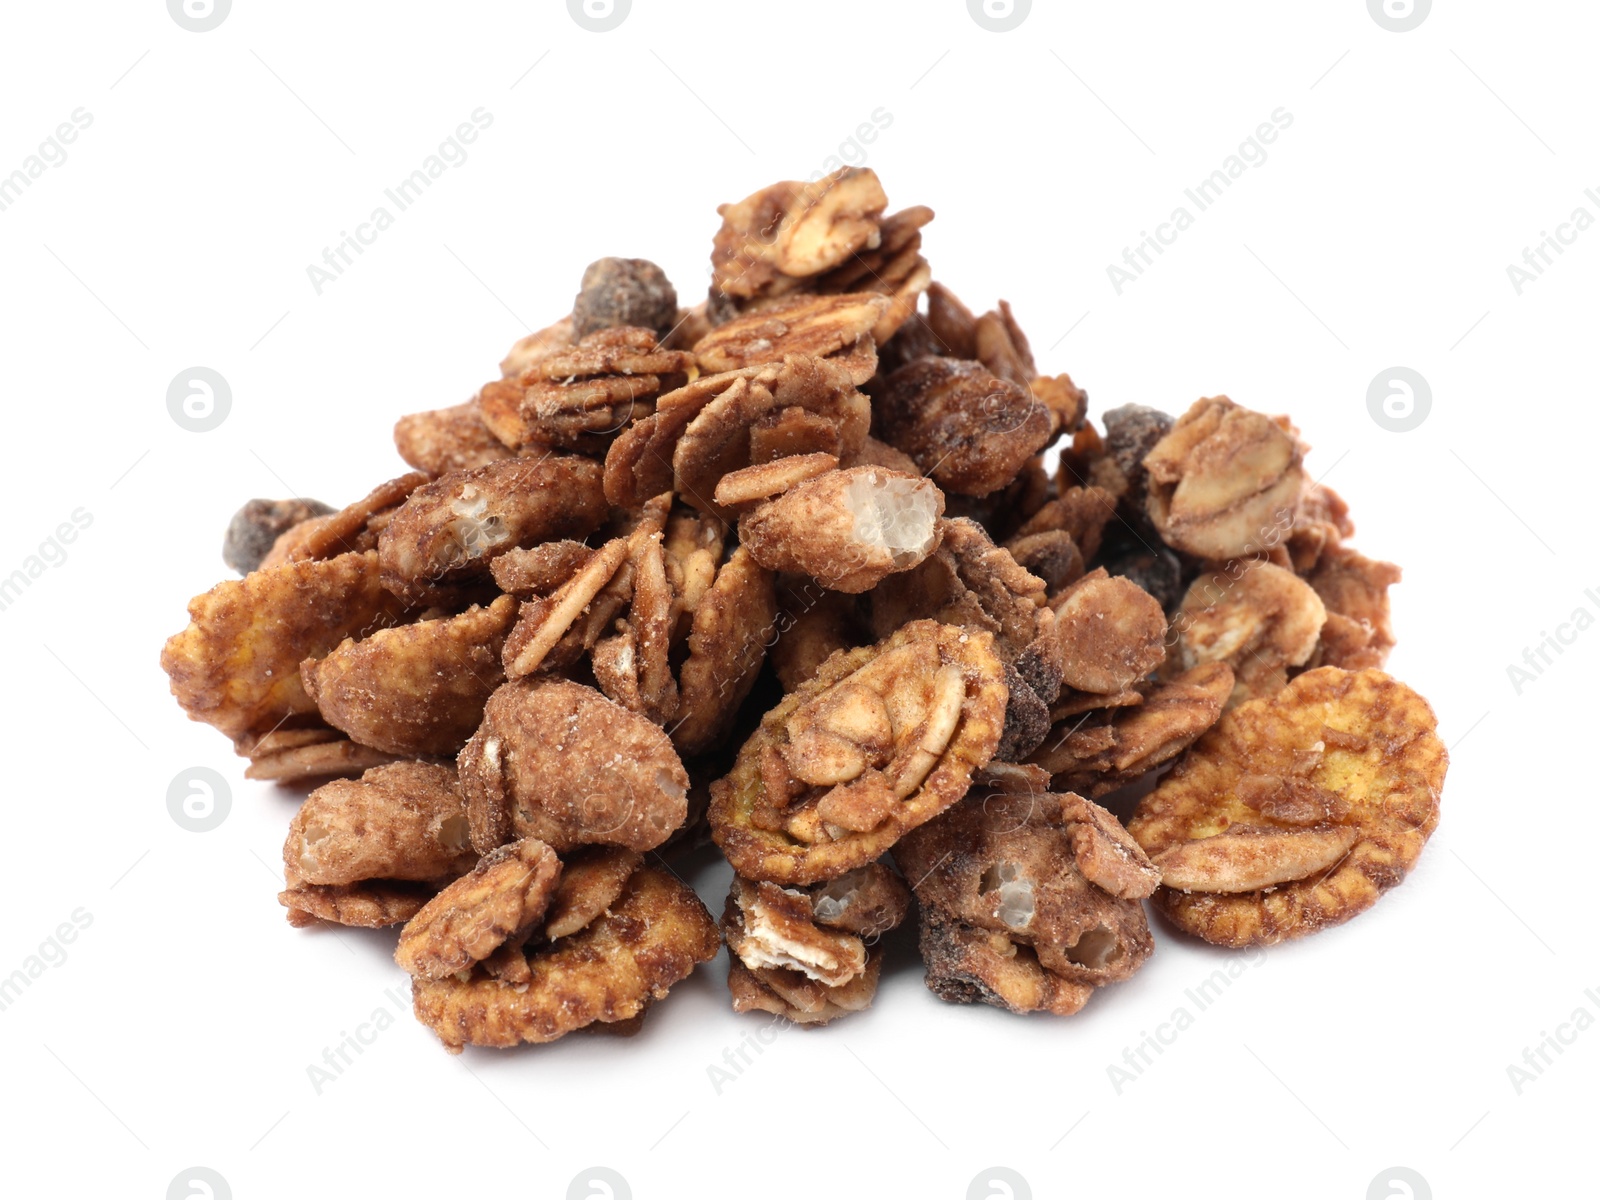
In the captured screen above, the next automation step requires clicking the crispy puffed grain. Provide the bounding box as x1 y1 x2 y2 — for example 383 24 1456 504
281 880 439 929
459 678 689 854
224 498 335 575
709 620 1007 885
378 456 607 605
1052 568 1168 695
694 293 889 379
243 737 400 783
283 761 476 888
489 540 594 597
1128 666 1447 947
739 467 945 593
1306 546 1401 670
301 595 517 757
394 401 517 477
1171 561 1326 702
711 169 890 300
542 846 643 940
395 838 563 979
1144 396 1305 559
673 546 778 756
411 865 718 1050
726 951 885 1025
1031 662 1234 796
712 452 840 509
162 550 411 740
895 783 1156 993
876 358 1052 496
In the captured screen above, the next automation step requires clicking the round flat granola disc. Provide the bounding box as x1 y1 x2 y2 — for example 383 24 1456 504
1128 666 1448 947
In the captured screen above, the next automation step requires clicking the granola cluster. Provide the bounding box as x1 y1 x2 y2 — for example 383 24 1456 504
162 169 1447 1050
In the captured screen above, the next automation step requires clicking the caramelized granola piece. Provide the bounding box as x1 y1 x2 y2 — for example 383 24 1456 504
673 354 873 521
301 595 517 756
876 358 1052 496
723 877 867 988
916 910 1097 1017
604 365 771 509
1051 568 1168 696
393 401 517 477
514 326 695 452
378 456 607 605
673 546 778 756
395 838 563 979
1171 562 1326 703
726 952 885 1025
711 169 890 301
501 535 632 678
260 473 429 569
896 782 1156 1001
488 540 594 597
1305 546 1401 670
710 620 1007 884
1031 662 1234 796
1128 667 1447 947
870 518 1062 743
1143 396 1305 560
712 452 840 509
459 678 689 854
283 761 476 888
243 737 400 784
411 865 719 1051
281 880 439 929
739 467 945 593
721 866 910 1025
162 550 411 740
694 293 889 380
542 846 643 940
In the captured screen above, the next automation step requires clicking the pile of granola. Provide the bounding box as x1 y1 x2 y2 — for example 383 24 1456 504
163 168 1447 1049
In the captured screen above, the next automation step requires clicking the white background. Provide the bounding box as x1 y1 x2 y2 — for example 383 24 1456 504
0 2 1593 1198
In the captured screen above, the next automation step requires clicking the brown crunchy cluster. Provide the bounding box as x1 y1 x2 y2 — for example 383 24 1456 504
722 866 911 1024
1127 667 1446 947
161 170 1446 1048
895 765 1159 1015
